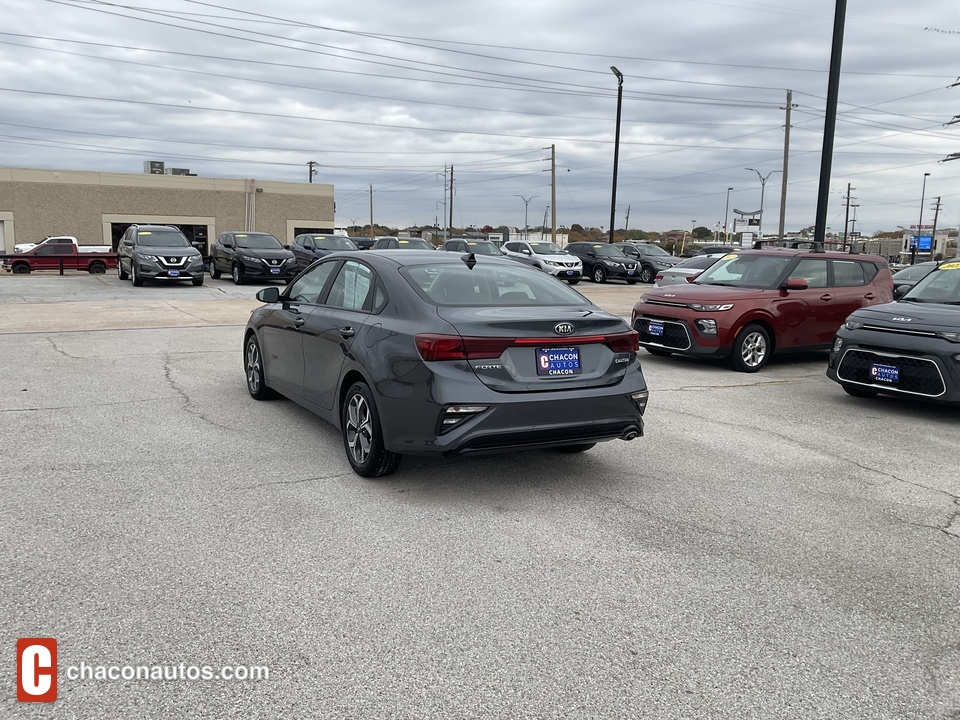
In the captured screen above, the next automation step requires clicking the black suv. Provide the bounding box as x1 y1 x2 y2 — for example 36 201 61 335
290 234 359 272
209 231 297 285
618 242 679 283
827 259 960 403
565 242 639 284
117 224 204 286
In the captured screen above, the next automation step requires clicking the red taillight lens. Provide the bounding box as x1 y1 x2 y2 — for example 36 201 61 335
415 331 639 361
655 274 663 282
685 275 695 283
605 330 639 353
415 334 465 361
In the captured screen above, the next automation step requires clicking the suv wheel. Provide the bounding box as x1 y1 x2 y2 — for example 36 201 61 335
730 324 770 372
118 259 129 280
232 263 244 285
640 265 655 283
209 259 221 279
131 263 144 287
592 266 607 283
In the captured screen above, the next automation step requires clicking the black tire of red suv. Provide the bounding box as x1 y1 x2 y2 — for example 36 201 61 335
730 323 771 373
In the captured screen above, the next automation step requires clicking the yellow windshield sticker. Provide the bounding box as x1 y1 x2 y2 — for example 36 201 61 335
722 254 738 260
938 262 960 270
236 234 248 237
399 240 409 243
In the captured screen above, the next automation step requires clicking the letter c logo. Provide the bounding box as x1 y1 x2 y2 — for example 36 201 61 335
17 638 57 702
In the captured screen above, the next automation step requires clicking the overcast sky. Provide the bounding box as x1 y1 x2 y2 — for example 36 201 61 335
1 0 959 235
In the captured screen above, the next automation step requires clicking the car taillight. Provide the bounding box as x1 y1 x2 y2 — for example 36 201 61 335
655 274 663 282
415 331 639 361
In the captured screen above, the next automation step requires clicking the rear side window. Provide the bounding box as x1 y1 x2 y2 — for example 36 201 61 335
832 260 866 286
403 265 589 306
325 261 375 311
790 259 828 288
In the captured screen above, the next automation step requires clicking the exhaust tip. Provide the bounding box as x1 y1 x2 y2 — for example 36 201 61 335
621 426 641 441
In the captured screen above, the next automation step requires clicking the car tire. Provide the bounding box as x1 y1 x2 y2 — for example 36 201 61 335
209 259 221 279
567 278 580 285
730 323 770 373
192 276 204 286
88 262 106 274
645 348 673 357
640 265 655 283
244 334 275 400
554 443 597 453
131 264 143 287
842 384 878 399
12 263 30 274
232 263 244 285
118 260 129 280
592 266 607 283
341 381 402 478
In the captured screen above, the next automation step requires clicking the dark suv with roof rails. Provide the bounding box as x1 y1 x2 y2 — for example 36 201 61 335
632 248 894 372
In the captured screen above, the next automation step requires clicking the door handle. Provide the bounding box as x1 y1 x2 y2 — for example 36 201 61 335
293 317 305 327
820 294 832 301
339 327 356 338
864 293 876 299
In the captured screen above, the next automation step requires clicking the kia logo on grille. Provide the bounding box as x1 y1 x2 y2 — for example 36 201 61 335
891 316 912 322
554 322 575 335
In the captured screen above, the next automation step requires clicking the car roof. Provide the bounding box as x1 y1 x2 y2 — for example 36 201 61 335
731 248 886 260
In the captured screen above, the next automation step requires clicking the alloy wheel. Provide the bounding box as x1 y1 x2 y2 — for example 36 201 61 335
245 339 261 394
740 330 767 368
345 392 373 465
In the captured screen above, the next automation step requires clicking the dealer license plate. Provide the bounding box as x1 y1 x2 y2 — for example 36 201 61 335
871 363 899 383
168 270 180 277
566 270 574 275
270 268 281 274
648 321 664 337
537 347 581 376
627 269 635 274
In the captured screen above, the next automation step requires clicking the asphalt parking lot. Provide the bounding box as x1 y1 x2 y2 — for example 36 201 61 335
2 272 959 719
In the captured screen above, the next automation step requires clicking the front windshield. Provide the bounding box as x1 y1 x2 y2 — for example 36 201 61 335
636 244 670 257
396 239 435 250
892 264 934 282
529 242 565 255
465 242 502 256
695 253 793 288
236 233 282 250
316 236 358 250
592 244 628 259
901 262 960 304
138 230 191 247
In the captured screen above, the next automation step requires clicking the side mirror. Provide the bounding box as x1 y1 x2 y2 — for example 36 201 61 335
256 287 280 303
784 277 808 291
303 245 314 251
893 285 906 299
122 240 133 247
223 241 234 249
283 244 290 250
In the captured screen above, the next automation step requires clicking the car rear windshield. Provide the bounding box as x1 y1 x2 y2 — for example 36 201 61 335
137 230 191 247
464 242 502 255
395 239 435 250
675 256 717 270
236 233 282 249
402 264 590 306
892 263 935 281
695 253 793 288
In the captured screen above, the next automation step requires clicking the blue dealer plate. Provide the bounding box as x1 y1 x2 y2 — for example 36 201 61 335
537 347 581 376
871 363 899 383
168 270 180 277
270 267 281 274
648 321 664 336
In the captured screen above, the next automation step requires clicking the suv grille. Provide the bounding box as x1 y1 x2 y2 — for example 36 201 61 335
836 349 945 397
634 317 691 350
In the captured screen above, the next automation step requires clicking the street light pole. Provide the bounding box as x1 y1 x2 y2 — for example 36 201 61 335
514 194 536 241
745 168 781 239
609 66 624 244
724 187 733 243
913 172 931 265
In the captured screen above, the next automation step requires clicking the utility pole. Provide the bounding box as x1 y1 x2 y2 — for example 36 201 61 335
551 145 557 244
448 165 454 235
624 205 631 240
369 185 374 238
779 89 795 241
306 160 318 183
842 183 855 252
931 196 942 259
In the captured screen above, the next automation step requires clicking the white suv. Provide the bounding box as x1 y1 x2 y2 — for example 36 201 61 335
501 240 582 284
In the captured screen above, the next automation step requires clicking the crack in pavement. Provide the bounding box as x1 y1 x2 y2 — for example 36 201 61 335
666 405 960 538
45 336 83 359
233 474 351 491
162 353 237 432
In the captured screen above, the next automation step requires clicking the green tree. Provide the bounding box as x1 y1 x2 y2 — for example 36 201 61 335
693 226 712 239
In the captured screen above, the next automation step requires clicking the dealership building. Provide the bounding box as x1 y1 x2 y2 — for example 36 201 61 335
0 164 336 255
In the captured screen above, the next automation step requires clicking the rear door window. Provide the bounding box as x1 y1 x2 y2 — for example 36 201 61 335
832 260 867 286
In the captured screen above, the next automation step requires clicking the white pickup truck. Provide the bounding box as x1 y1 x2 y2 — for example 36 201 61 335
14 235 112 254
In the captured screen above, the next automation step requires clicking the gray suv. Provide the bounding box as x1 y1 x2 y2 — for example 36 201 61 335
118 224 204 287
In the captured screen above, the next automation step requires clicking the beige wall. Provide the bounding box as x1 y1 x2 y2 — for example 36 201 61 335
0 167 335 253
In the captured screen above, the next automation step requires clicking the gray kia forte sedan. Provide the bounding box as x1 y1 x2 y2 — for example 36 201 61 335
243 250 649 477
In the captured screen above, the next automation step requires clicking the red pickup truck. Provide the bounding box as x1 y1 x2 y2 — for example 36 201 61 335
3 243 118 274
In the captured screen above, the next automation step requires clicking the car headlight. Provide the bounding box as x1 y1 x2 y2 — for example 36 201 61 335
542 259 558 266
689 303 733 311
602 260 620 267
240 254 259 262
844 320 864 330
136 252 159 261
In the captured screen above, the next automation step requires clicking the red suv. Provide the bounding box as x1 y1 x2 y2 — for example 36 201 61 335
631 249 894 372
